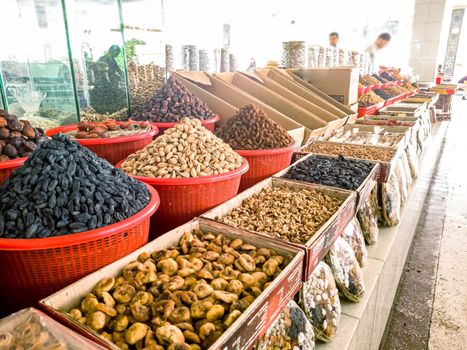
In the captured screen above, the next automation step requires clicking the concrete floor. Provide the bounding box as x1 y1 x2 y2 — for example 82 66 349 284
381 97 467 350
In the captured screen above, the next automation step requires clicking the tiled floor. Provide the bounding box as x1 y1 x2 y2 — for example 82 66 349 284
381 97 467 350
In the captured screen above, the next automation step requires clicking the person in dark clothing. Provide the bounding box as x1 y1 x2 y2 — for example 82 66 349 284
98 45 124 83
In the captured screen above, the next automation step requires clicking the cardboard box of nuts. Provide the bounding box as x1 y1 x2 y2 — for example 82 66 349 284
274 153 379 211
40 218 304 350
202 178 356 281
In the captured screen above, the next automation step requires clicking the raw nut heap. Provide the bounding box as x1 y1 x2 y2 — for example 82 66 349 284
255 300 315 350
132 77 214 123
0 134 150 238
122 118 243 178
215 104 295 150
301 141 396 162
0 109 47 161
358 91 384 107
300 261 341 342
219 186 343 244
81 107 129 123
282 155 374 191
69 229 287 350
382 85 409 97
127 61 165 112
70 119 150 139
359 75 379 86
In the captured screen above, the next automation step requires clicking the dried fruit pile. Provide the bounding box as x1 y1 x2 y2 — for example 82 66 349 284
127 61 165 112
282 155 374 191
300 141 396 162
358 91 384 107
122 118 243 178
0 134 150 238
219 186 343 244
0 109 47 161
68 229 287 350
373 89 392 100
132 77 214 123
359 75 379 86
215 104 295 150
80 107 128 123
65 120 151 139
382 85 409 97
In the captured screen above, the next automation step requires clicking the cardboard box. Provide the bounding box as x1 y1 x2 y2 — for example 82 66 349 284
40 218 304 350
173 71 307 145
274 153 379 210
213 72 328 136
202 177 356 280
288 67 359 106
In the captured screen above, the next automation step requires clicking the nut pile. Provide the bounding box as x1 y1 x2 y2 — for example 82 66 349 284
382 85 409 97
359 75 379 86
132 77 215 123
66 120 151 139
300 261 341 342
282 41 306 68
80 107 129 123
255 300 315 350
0 134 150 238
122 118 243 178
300 141 396 162
69 229 287 350
218 186 343 244
127 61 165 112
358 91 384 107
215 104 295 150
282 155 374 191
0 109 47 161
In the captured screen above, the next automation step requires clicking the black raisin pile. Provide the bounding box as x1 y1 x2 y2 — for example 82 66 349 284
282 155 374 191
0 134 150 238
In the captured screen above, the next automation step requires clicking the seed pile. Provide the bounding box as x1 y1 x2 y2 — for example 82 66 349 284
66 120 151 139
0 134 150 238
80 107 128 122
132 77 214 123
358 91 384 107
359 75 379 86
122 118 243 178
0 110 47 161
216 104 295 150
300 261 341 342
255 300 315 350
219 186 343 244
301 141 396 162
283 155 374 191
383 85 409 97
69 229 286 350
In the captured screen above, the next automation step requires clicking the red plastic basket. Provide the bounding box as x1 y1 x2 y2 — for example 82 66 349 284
116 158 248 237
235 141 299 192
130 114 220 134
0 157 26 185
0 184 160 314
45 122 159 165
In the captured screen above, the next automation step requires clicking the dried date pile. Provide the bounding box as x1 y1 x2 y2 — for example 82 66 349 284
65 120 151 139
0 134 150 238
122 118 243 178
215 104 295 150
0 109 47 161
69 229 287 350
282 155 374 191
301 141 396 162
132 77 214 123
219 186 343 244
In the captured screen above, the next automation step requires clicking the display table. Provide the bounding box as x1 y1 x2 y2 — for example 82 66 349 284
316 121 448 350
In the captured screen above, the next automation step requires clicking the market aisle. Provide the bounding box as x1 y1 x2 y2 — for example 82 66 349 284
382 98 467 349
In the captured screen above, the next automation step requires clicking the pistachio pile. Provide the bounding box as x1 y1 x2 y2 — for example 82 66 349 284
215 104 295 150
218 186 343 244
121 118 243 178
68 229 287 350
300 141 396 162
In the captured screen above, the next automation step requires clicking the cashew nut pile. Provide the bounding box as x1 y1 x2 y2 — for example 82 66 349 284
68 230 287 350
121 118 243 178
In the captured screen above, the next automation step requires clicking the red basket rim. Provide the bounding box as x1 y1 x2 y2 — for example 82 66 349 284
116 158 249 185
129 114 220 128
234 140 300 156
0 184 160 250
45 122 159 145
0 157 27 169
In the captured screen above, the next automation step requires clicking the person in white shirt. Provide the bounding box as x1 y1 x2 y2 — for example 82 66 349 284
365 32 391 59
329 32 339 48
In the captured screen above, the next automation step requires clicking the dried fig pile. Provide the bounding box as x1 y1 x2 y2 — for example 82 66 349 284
122 118 243 178
216 104 295 150
218 186 343 244
0 134 150 238
132 77 214 123
69 229 287 350
0 109 47 161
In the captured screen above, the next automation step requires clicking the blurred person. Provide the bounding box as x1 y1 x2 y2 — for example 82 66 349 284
329 32 339 48
99 45 124 83
365 32 391 59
